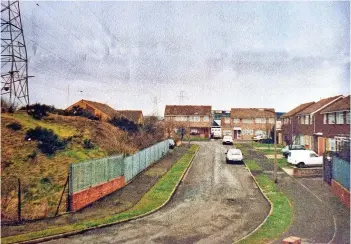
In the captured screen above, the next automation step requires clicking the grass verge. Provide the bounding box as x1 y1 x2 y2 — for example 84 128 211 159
238 164 293 244
188 137 210 141
2 145 199 244
244 159 262 171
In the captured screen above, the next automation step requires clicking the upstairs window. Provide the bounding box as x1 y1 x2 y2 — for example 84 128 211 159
268 118 275 124
255 118 266 124
336 112 344 124
203 116 209 122
233 118 240 123
347 111 350 124
323 114 327 124
328 113 335 124
304 115 309 125
242 119 253 124
224 118 231 124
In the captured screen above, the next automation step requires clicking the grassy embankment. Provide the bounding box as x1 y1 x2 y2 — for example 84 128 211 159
2 145 199 244
1 112 135 220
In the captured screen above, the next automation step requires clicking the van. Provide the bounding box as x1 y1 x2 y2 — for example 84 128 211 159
287 150 323 168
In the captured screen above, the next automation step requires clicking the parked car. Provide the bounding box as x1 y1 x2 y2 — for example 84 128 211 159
225 148 243 163
287 150 323 168
169 139 175 149
252 135 267 141
222 135 233 145
281 145 306 158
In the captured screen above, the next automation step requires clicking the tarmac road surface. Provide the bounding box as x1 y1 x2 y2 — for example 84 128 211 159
46 141 270 244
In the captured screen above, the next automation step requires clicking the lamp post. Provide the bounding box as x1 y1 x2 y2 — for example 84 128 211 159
273 115 278 183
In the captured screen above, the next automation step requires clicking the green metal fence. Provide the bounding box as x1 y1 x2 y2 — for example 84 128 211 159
69 140 169 194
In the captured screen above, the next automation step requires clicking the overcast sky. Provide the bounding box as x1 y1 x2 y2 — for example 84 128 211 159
21 1 350 115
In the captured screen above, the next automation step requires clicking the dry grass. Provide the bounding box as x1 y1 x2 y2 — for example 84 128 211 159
1 112 140 221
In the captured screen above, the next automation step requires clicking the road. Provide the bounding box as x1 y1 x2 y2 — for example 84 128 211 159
46 141 270 244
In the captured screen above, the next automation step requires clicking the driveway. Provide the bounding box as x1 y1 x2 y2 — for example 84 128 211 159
46 141 270 244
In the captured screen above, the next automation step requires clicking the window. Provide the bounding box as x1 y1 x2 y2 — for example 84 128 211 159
336 112 344 124
268 118 275 124
323 114 327 124
233 118 240 123
328 113 335 124
310 153 318 158
224 118 231 124
328 138 335 151
175 116 187 122
347 111 350 124
242 129 253 135
203 116 209 122
255 118 265 124
255 130 266 136
300 116 304 124
304 115 309 125
242 119 253 124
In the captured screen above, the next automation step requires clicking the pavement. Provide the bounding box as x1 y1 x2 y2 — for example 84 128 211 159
242 145 350 244
44 140 270 244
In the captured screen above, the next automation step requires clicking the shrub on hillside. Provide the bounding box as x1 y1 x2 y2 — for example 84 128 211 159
1 98 17 113
6 122 22 131
109 116 139 133
26 103 56 120
25 127 67 155
64 106 100 120
83 139 95 149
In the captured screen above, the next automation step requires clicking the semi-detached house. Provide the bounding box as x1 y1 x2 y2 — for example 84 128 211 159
164 105 212 138
293 95 345 154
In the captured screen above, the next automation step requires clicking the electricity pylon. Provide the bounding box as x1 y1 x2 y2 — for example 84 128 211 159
1 0 30 106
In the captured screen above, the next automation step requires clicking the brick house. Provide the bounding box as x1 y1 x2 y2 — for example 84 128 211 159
281 101 315 145
116 110 144 125
66 99 118 121
318 95 350 153
294 95 344 154
164 105 212 138
225 108 276 140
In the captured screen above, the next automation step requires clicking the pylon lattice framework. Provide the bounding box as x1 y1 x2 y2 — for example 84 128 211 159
1 0 29 106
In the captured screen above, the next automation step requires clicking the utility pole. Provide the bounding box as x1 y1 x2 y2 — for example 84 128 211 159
1 0 30 106
273 114 278 183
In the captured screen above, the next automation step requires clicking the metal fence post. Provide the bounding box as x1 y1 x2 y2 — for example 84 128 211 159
17 178 21 222
67 164 72 212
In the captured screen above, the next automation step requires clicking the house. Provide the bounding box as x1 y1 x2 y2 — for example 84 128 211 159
281 101 315 145
164 105 212 138
66 99 118 121
226 108 276 140
116 110 144 125
318 95 350 153
294 95 344 154
211 110 230 138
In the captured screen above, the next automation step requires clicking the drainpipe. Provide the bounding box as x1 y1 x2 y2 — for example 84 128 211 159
313 113 315 134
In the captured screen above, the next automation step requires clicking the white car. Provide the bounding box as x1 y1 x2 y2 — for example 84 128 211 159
222 135 233 145
287 150 323 168
225 148 243 163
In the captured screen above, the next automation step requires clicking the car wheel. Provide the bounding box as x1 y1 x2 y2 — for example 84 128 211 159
297 162 305 168
226 159 229 164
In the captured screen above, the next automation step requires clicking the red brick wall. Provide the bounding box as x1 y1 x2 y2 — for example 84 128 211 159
292 167 323 177
69 176 126 211
331 179 350 208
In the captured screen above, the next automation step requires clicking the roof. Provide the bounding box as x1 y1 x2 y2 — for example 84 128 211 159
230 108 275 118
68 99 118 118
164 105 212 116
280 102 315 118
320 95 350 113
297 95 344 115
116 110 143 124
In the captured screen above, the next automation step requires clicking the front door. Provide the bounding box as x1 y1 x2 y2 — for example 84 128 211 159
318 137 325 155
